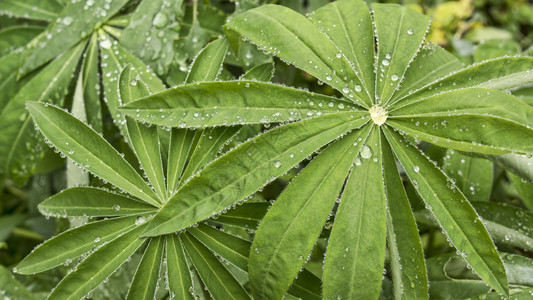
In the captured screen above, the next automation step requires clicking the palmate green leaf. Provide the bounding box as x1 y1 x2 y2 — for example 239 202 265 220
119 81 358 127
383 127 509 296
189 224 250 271
372 3 430 104
0 265 38 300
19 0 130 76
127 236 164 300
186 38 228 83
500 253 533 287
323 126 387 300
388 89 533 155
288 269 322 300
443 150 493 202
249 126 371 300
47 223 147 300
381 131 428 299
181 233 251 299
0 42 84 185
224 4 372 107
38 187 157 218
391 57 533 107
309 0 375 100
15 215 142 274
0 0 61 21
392 44 463 102
0 25 43 57
26 102 160 206
142 112 369 237
166 235 194 300
120 0 183 76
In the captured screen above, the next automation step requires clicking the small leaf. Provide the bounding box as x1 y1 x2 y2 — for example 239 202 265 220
15 216 141 274
119 81 358 127
372 2 430 104
185 37 228 83
240 62 275 81
142 112 368 237
166 235 194 300
80 33 103 133
213 202 269 229
181 233 251 299
384 127 509 296
0 25 43 57
47 223 147 300
0 265 38 300
250 126 371 300
127 236 165 300
27 102 160 206
323 126 387 300
38 187 157 217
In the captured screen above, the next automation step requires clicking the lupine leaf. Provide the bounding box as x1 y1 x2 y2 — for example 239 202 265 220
389 89 533 155
142 112 369 237
19 0 130 76
372 3 430 104
509 172 533 211
249 126 371 300
185 38 228 83
15 216 142 274
392 57 533 107
382 132 428 299
309 0 375 100
0 265 38 300
287 269 322 300
0 0 62 21
119 81 358 127
323 126 387 300
487 153 533 183
384 127 509 296
213 202 269 229
26 102 160 206
240 62 274 81
46 223 147 300
0 51 27 113
181 233 251 299
38 187 157 217
126 236 165 300
0 42 84 185
166 235 194 300
224 4 372 107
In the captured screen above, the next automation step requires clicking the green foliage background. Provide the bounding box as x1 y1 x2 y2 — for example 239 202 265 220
0 0 532 299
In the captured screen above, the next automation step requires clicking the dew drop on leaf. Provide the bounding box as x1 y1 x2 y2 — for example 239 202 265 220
413 165 420 173
360 145 372 159
274 160 282 168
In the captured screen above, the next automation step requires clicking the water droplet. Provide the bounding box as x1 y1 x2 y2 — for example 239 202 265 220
342 87 350 93
113 205 121 211
152 12 169 28
94 237 100 243
391 74 399 81
68 149 74 155
100 39 111 49
336 52 342 58
407 28 414 35
354 84 362 92
413 166 420 173
325 75 332 81
274 160 282 168
382 59 390 66
135 216 146 225
360 145 372 159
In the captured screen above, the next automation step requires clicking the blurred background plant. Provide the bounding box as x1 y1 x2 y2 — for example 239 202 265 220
0 0 532 299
